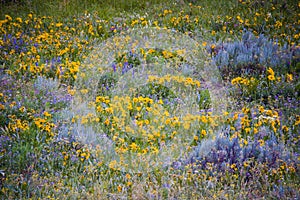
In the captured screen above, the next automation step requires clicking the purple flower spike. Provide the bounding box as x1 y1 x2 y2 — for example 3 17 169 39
112 63 116 72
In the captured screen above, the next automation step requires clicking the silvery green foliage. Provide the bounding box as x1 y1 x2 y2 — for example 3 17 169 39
33 76 72 111
213 31 300 76
185 128 298 173
34 76 60 92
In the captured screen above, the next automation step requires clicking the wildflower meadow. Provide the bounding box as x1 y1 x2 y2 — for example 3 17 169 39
0 0 299 199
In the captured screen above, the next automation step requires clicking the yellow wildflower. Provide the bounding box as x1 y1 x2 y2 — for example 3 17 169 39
268 75 275 81
267 67 274 76
286 74 293 82
201 130 207 137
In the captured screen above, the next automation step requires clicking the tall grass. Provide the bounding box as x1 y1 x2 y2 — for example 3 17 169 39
0 0 169 19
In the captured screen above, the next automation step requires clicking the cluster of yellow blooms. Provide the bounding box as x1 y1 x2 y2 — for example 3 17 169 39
8 118 29 132
94 93 213 156
224 106 288 146
231 76 256 85
7 111 55 137
148 75 200 87
267 67 276 81
0 14 90 83
231 67 294 87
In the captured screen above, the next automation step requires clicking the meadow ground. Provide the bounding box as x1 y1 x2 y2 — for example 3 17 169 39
0 0 299 199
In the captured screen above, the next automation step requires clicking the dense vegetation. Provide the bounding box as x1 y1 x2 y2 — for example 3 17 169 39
0 0 299 199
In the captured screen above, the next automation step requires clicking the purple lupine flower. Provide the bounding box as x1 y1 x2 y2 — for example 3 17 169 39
112 63 116 72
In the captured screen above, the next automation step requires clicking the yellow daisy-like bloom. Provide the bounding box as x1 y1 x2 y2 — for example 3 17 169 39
163 9 169 16
258 139 265 147
253 127 258 134
201 130 207 137
295 116 300 126
5 15 12 21
104 118 110 125
267 67 275 76
259 106 265 113
286 74 293 82
147 48 156 54
268 74 275 81
125 173 131 179
162 50 173 59
117 185 122 192
282 125 289 132
231 77 242 85
44 111 52 117
55 22 63 27
129 142 139 151
16 17 22 23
